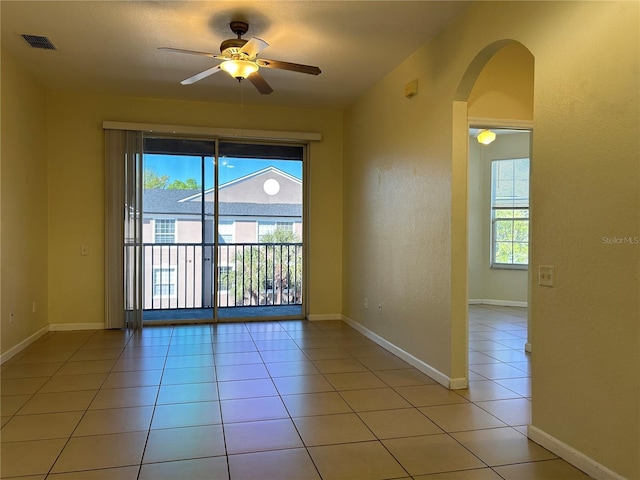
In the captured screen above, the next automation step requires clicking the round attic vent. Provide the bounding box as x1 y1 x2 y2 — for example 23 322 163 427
263 178 280 196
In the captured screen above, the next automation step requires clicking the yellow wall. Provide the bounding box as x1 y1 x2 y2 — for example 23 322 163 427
45 92 343 326
1 50 49 354
343 1 638 478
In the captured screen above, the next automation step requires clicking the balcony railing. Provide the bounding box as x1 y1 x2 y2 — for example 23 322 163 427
143 242 303 311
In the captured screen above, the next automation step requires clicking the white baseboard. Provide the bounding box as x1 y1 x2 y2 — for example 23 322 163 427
307 314 342 321
341 315 467 390
528 426 626 480
49 322 104 331
0 325 50 364
525 342 532 353
469 299 528 308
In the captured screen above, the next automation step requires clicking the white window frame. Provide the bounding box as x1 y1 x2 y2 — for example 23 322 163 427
257 220 294 243
152 266 177 298
490 158 530 269
154 218 176 244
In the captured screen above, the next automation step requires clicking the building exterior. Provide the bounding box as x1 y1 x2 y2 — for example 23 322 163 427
142 167 303 311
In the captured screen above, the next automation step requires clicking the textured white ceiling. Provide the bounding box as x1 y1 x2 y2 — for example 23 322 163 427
1 1 471 109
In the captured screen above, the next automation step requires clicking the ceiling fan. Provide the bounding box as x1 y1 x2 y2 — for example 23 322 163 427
159 21 321 95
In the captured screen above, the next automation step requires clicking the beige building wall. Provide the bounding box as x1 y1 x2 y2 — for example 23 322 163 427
343 2 638 478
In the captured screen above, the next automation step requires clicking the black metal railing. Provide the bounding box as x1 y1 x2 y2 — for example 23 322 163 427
143 242 303 311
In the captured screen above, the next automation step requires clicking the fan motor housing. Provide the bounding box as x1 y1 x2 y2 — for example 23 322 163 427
220 38 248 56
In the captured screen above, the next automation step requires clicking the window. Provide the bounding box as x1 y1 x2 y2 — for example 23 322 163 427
218 220 234 243
153 267 176 297
491 158 530 268
154 219 175 243
257 221 293 243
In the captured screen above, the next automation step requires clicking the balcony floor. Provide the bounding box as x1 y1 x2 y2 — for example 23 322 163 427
143 305 303 323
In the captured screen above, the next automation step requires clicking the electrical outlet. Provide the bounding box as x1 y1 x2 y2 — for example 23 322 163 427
377 303 383 310
33 301 37 314
539 265 555 287
81 245 89 256
9 311 15 324
364 297 368 309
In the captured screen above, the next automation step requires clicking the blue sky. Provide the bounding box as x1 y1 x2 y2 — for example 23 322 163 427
144 154 303 189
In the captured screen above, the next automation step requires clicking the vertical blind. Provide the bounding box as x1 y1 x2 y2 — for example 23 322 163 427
104 129 143 329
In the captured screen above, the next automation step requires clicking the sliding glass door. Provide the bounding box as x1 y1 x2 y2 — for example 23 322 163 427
141 137 305 323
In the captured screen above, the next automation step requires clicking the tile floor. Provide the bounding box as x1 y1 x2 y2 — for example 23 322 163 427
0 305 593 479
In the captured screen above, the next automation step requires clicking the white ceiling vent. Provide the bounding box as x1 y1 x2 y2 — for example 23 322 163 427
21 34 57 50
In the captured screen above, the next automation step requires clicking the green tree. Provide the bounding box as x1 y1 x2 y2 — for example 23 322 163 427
168 178 200 190
144 168 169 189
222 228 303 306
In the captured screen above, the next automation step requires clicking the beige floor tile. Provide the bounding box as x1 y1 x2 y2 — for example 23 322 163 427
374 368 438 387
55 359 117 376
139 457 228 480
156 381 219 404
163 354 215 369
254 339 300 351
1 411 83 442
214 351 263 365
89 385 159 410
456 380 522 402
215 363 269 381
494 377 531 397
324 371 388 390
282 391 352 417
293 412 376 446
159 366 216 385
47 466 139 479
419 403 507 432
167 343 213 356
0 438 67 477
1 394 32 415
1 362 63 379
119 345 168 358
102 370 163 389
40 373 108 393
110 356 167 372
309 440 408 480
451 427 556 466
357 355 412 371
51 431 147 473
143 424 225 463
469 363 530 380
73 406 153 436
151 401 222 429
382 434 486 476
218 378 278 400
493 458 593 479
220 396 289 423
227 448 321 480
69 347 124 362
395 384 469 407
259 349 308 363
413 468 504 479
340 387 412 412
265 360 320 377
475 398 532 426
272 374 335 395
301 346 351 360
358 408 443 439
15 350 76 365
224 418 303 454
17 390 98 414
312 357 368 374
468 351 502 365
1 377 49 395
212 341 257 354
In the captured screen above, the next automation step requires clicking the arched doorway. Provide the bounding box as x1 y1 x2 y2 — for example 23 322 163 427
451 41 535 387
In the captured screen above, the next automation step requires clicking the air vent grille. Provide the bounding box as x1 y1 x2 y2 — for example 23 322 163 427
21 34 57 50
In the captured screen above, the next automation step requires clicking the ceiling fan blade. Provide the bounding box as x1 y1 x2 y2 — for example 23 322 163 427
248 71 273 95
256 58 321 75
240 37 269 58
158 47 220 58
181 65 222 85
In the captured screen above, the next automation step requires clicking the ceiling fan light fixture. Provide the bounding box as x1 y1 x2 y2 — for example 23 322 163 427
220 59 259 80
477 129 497 145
